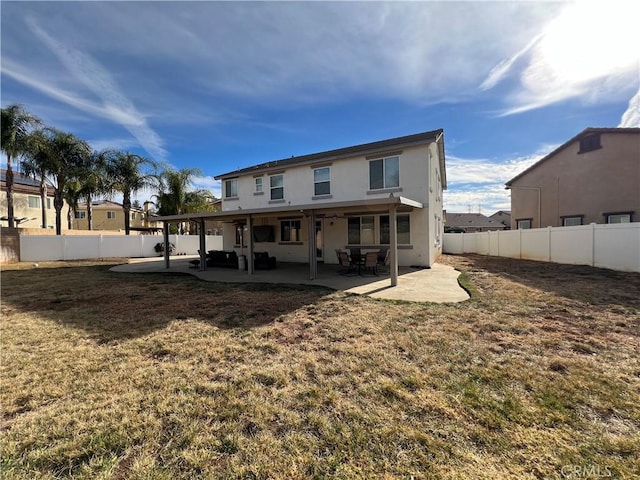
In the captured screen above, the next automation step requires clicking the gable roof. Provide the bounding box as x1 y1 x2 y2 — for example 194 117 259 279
506 127 640 187
76 199 145 212
445 212 505 229
215 129 446 186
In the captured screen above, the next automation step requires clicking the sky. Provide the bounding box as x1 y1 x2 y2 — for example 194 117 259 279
2 0 639 215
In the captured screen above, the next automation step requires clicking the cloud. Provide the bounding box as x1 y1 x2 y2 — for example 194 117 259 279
444 147 554 214
619 87 640 128
483 1 640 115
191 176 221 199
11 17 167 161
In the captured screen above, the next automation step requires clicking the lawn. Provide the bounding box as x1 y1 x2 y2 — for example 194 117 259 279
1 255 638 479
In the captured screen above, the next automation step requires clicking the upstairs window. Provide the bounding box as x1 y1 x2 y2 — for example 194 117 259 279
579 134 601 153
28 196 40 209
313 167 330 196
255 177 263 193
369 156 399 190
270 174 284 200
107 211 116 219
75 211 86 219
224 178 238 198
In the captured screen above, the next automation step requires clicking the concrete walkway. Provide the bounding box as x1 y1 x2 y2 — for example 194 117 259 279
111 256 469 303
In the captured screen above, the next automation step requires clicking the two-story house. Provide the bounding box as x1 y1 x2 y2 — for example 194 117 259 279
153 130 447 286
73 200 160 232
506 128 640 229
0 168 67 230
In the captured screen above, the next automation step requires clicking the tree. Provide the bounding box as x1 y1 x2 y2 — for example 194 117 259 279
64 179 83 230
106 152 156 235
26 128 91 234
79 149 111 230
21 129 51 229
1 104 41 228
155 167 216 234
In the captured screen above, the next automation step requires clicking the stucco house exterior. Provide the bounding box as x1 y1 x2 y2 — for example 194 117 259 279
489 210 511 229
73 200 160 232
0 169 67 230
506 128 640 229
153 130 447 286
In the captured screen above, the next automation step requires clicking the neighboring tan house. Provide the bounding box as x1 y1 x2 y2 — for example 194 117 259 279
152 130 447 286
489 210 511 229
73 200 160 232
506 128 640 229
0 168 67 230
445 212 507 232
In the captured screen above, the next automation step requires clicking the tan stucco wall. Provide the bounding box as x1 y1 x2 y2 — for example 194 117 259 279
0 192 68 230
72 208 153 231
510 132 640 228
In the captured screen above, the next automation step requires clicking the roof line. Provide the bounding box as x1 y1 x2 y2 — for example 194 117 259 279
152 196 423 223
215 129 444 180
506 127 640 187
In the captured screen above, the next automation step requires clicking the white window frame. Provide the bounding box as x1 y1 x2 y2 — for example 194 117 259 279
255 177 263 193
224 178 238 199
313 167 331 196
606 213 631 224
270 174 284 201
517 219 532 229
107 211 116 220
75 211 86 219
562 216 583 226
28 196 41 209
369 156 400 190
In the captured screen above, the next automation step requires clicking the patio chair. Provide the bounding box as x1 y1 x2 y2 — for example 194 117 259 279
336 249 357 276
377 249 391 274
362 251 379 276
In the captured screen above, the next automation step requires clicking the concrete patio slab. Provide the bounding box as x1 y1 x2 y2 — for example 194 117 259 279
111 256 469 303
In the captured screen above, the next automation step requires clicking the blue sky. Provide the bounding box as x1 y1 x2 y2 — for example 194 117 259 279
2 1 639 214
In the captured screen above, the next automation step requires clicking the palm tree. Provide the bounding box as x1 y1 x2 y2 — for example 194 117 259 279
1 104 41 228
155 167 216 234
21 129 51 229
79 149 111 230
64 179 83 230
106 152 156 235
27 128 91 234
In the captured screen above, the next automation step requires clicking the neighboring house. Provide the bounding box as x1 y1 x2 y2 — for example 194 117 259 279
445 212 507 232
0 168 66 230
506 127 640 229
153 130 447 285
489 210 511 229
73 200 160 232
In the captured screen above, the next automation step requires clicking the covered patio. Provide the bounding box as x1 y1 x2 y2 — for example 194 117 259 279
152 196 426 288
111 256 469 303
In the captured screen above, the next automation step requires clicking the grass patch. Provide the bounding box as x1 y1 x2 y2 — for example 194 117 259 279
1 255 639 478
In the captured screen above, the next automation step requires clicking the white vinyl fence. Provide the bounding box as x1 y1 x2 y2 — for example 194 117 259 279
444 223 640 273
20 235 223 262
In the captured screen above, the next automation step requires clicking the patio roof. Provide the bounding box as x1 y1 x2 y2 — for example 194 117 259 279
151 195 423 223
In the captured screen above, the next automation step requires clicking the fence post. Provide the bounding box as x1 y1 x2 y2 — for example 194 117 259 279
591 223 596 267
519 228 522 259
547 226 552 262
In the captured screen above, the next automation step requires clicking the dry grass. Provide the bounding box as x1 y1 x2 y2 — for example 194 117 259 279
1 255 638 479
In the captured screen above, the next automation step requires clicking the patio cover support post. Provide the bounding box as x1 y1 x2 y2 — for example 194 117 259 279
389 205 398 286
247 215 254 275
308 211 316 280
163 221 170 269
199 218 206 271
